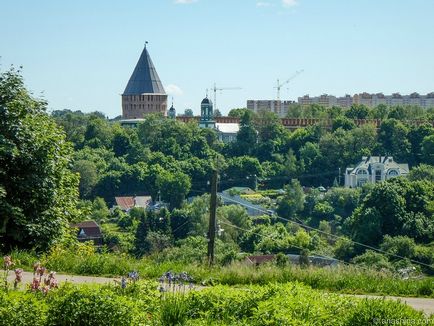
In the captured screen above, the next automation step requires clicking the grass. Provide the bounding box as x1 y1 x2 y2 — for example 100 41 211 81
1 281 431 325
7 248 434 298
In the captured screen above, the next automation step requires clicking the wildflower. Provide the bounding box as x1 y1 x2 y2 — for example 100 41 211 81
33 262 41 274
36 266 46 277
128 271 139 282
31 278 40 292
3 256 14 269
13 268 23 289
121 277 127 289
41 286 49 295
46 271 57 288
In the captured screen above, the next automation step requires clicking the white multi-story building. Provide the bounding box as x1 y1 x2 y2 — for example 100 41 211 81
345 156 409 188
247 100 297 117
298 92 434 108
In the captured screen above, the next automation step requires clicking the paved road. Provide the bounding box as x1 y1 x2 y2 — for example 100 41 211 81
350 294 434 316
5 270 119 287
4 271 434 315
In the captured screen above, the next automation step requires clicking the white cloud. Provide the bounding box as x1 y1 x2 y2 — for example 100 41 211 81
282 0 297 7
165 84 184 96
174 0 197 4
256 1 272 7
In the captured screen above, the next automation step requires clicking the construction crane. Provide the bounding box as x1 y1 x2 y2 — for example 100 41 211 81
211 83 242 113
275 70 304 102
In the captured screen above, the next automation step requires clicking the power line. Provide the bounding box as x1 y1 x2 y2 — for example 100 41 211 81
218 220 350 266
188 187 433 269
218 194 433 269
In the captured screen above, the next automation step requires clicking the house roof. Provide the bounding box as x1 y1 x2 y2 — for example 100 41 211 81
70 220 102 238
216 123 239 134
115 196 152 210
115 197 135 210
123 46 165 95
347 156 409 175
134 196 152 207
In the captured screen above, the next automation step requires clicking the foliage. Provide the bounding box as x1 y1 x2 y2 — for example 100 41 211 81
0 68 80 251
0 280 430 325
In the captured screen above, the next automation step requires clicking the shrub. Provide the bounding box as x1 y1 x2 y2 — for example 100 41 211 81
46 286 138 326
352 250 393 271
346 298 426 326
159 294 189 326
0 291 47 326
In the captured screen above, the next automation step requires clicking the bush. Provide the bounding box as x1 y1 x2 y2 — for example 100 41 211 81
352 250 393 271
346 298 426 326
0 281 431 325
159 294 189 326
46 286 138 326
0 291 47 326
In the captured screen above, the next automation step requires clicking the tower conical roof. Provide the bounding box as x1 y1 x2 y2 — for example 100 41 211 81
123 46 165 95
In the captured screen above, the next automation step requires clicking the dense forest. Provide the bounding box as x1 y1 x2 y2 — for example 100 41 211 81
1 69 434 276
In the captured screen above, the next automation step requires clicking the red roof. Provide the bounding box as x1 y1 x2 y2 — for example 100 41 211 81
115 197 135 210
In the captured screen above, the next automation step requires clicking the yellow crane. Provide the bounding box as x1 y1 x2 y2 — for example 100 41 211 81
275 70 304 102
211 83 242 113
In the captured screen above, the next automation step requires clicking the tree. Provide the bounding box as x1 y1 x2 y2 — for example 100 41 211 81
421 134 434 165
112 128 132 157
226 111 257 157
332 116 355 131
345 104 370 119
407 124 433 165
348 178 434 245
0 68 80 250
228 108 253 118
409 164 434 182
156 170 191 210
378 119 410 161
223 156 262 188
214 109 222 117
72 160 98 198
84 117 113 148
134 208 171 256
184 109 194 117
277 179 305 219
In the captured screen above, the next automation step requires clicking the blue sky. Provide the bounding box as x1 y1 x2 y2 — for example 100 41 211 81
1 0 433 117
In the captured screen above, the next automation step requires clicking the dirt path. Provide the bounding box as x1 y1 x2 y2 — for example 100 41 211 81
3 271 434 315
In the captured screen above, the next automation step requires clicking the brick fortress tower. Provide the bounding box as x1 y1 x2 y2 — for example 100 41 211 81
122 44 167 119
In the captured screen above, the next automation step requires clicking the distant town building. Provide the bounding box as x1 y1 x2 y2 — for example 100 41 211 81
215 123 239 142
113 196 152 212
168 102 176 119
298 92 434 108
246 100 297 118
199 96 216 129
70 221 103 246
198 97 239 142
345 156 409 188
122 45 167 119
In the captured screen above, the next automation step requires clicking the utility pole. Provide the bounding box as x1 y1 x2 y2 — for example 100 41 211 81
338 167 341 186
207 170 218 265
